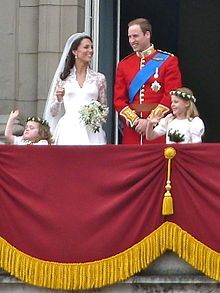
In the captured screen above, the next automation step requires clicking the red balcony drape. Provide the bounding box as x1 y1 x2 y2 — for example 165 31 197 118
0 144 219 290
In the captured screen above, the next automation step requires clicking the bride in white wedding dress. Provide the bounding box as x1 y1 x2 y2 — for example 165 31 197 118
44 33 107 145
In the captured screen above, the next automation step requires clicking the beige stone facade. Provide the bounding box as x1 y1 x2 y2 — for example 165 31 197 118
0 0 85 141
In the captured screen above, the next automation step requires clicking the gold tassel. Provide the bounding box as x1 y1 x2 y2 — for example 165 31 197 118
162 190 173 215
162 147 176 215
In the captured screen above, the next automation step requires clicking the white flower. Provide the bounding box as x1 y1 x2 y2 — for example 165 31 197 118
79 100 109 133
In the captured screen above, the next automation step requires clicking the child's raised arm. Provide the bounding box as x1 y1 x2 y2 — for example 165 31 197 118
146 110 164 141
5 110 20 144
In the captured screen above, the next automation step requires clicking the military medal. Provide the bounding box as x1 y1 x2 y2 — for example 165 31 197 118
151 67 161 92
151 80 161 92
153 67 159 78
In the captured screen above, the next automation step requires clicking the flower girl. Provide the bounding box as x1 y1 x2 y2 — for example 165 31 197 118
146 87 205 143
5 110 53 145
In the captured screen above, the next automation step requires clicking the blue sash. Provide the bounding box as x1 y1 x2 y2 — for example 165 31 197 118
128 52 170 104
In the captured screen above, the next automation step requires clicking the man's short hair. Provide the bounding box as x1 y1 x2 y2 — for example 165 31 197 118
128 18 152 35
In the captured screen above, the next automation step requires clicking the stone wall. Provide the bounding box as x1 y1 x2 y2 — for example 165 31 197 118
0 0 85 140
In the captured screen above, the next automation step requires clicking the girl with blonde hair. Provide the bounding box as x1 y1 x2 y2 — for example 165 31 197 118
146 87 205 143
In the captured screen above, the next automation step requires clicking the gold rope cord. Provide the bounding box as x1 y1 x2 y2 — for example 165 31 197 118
162 147 176 215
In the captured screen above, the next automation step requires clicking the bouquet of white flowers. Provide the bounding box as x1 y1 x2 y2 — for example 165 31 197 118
79 100 109 133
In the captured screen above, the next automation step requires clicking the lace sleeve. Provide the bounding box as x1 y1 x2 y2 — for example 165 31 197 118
49 79 64 117
97 73 107 105
50 98 63 117
43 77 64 134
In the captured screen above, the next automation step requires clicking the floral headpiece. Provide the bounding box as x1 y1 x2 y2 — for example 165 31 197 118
26 116 49 126
170 90 196 103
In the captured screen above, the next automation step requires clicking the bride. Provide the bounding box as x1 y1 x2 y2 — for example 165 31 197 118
44 33 108 145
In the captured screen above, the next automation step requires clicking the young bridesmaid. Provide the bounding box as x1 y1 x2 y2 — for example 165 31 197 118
146 87 205 143
5 110 53 145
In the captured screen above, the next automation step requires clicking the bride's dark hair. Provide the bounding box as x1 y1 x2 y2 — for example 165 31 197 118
60 35 92 80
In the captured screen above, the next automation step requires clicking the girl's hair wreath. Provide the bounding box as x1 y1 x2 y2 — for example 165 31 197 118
26 116 49 127
170 90 196 103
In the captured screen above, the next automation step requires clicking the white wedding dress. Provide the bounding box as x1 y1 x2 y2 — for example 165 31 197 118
48 67 107 145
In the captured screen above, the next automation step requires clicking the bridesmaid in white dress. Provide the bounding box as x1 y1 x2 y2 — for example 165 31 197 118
44 33 107 145
146 87 205 143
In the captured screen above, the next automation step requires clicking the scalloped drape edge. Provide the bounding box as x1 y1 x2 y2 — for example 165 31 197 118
0 221 219 290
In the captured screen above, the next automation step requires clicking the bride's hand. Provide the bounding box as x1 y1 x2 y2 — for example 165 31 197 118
56 87 65 102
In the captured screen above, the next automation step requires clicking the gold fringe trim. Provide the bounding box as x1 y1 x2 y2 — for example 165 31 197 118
0 221 219 290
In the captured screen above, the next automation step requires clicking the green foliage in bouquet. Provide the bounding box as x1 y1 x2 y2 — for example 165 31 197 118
168 129 185 143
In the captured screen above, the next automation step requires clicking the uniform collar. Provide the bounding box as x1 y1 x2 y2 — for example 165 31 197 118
136 44 156 58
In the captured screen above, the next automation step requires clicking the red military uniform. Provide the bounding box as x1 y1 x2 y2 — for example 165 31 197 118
114 46 182 144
